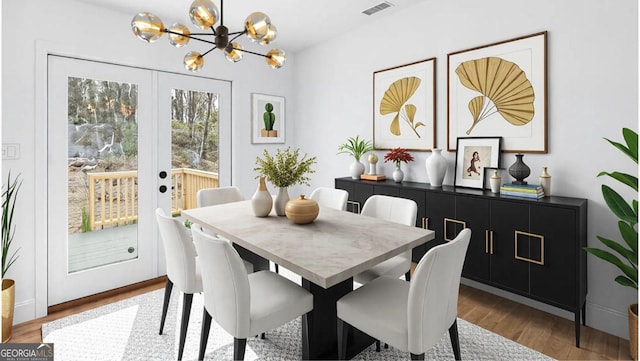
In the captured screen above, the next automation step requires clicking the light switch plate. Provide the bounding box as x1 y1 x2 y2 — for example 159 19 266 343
2 144 20 160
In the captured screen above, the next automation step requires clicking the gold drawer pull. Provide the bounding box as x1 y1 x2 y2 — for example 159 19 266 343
444 218 467 242
485 230 494 254
514 230 544 265
422 217 430 229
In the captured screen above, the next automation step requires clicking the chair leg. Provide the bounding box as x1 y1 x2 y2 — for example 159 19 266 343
411 353 425 360
405 271 411 281
448 319 462 361
275 263 280 273
337 318 349 360
301 312 310 360
260 333 265 339
234 338 247 361
178 293 194 361
199 309 212 361
159 279 173 335
375 340 381 352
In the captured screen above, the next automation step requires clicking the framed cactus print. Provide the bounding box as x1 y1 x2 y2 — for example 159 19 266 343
373 57 436 151
252 93 285 144
447 31 547 153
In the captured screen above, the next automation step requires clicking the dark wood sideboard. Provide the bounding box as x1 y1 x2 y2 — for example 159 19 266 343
335 177 588 347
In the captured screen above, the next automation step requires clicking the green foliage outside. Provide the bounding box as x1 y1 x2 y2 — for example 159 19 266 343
81 206 91 233
584 128 638 290
254 147 317 188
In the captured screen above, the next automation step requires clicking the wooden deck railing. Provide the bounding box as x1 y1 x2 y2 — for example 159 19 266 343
87 168 218 230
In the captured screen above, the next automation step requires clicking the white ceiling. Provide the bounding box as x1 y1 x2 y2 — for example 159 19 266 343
74 0 427 53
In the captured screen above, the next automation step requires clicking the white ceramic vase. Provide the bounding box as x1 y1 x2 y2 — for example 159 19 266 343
251 176 273 217
539 167 551 196
350 159 365 179
349 159 364 179
274 187 290 216
392 165 404 182
425 148 447 187
490 170 501 193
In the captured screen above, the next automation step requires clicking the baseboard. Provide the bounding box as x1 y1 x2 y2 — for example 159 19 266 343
461 278 629 340
13 298 35 325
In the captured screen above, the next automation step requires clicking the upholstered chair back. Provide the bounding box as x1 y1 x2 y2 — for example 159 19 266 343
191 224 252 338
407 228 471 354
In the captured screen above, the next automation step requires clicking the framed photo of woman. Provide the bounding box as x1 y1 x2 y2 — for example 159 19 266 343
454 137 502 189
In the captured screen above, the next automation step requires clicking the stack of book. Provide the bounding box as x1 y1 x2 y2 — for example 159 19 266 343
499 183 545 199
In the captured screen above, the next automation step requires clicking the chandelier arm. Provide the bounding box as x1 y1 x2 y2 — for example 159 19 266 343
201 47 218 57
238 48 270 59
229 32 245 43
165 29 218 47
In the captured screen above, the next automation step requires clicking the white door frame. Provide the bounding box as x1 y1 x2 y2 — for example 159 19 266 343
34 40 232 317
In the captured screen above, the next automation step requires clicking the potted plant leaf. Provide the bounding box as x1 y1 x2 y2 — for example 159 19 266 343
337 135 374 179
584 128 638 359
2 172 21 342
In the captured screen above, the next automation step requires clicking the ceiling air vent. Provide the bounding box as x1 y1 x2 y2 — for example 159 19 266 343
362 1 394 16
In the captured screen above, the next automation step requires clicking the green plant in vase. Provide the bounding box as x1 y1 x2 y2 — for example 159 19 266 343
2 172 21 342
254 147 316 216
583 128 638 359
337 135 374 179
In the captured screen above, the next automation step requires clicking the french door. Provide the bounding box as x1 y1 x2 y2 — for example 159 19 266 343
47 56 231 305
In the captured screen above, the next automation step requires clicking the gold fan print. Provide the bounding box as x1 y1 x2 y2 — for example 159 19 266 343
380 76 424 138
455 57 535 135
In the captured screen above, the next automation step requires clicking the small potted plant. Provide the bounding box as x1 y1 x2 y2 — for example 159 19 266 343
384 147 414 183
337 136 374 179
2 172 21 342
254 147 316 216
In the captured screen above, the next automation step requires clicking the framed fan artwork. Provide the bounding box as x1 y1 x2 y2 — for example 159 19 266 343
373 58 436 151
447 31 547 153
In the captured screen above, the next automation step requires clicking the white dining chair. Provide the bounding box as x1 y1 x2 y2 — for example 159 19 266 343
155 208 202 361
191 225 314 361
354 195 417 284
195 186 255 273
196 186 244 207
309 187 349 211
337 228 472 360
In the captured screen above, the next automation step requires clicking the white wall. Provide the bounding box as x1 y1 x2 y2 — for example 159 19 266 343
292 0 638 338
1 0 296 324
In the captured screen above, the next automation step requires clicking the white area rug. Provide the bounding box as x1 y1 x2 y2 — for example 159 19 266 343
42 288 554 360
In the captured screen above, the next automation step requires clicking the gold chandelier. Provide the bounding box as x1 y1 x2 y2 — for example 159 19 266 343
131 0 286 72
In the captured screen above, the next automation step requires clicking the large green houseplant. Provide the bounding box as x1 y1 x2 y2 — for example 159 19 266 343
584 128 638 359
2 172 22 342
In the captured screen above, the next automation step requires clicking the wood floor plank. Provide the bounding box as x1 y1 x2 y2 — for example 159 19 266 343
8 280 629 360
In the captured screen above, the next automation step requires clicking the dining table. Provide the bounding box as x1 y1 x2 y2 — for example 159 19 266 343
182 200 435 360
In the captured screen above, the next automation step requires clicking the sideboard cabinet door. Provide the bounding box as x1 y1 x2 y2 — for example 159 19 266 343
456 195 490 282
490 200 530 294
529 204 576 309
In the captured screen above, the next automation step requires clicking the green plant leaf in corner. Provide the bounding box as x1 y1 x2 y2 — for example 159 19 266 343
615 275 638 289
584 245 637 284
602 184 636 223
619 220 639 255
597 171 638 192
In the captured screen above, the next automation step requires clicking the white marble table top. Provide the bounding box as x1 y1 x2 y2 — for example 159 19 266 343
182 200 435 288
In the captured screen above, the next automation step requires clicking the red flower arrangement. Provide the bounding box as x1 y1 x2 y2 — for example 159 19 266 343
384 147 414 167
